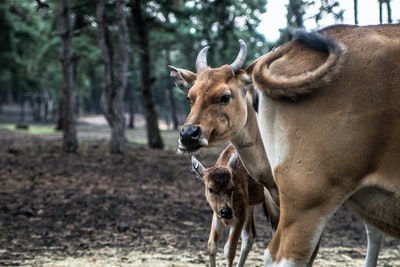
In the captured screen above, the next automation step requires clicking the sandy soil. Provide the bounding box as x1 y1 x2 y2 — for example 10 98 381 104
0 129 399 267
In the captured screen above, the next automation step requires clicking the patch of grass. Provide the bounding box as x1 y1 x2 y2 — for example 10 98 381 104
0 123 180 150
127 128 180 151
28 125 57 134
0 123 56 135
0 123 14 131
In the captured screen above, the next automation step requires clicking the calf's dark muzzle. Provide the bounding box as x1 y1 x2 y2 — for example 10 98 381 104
219 206 233 220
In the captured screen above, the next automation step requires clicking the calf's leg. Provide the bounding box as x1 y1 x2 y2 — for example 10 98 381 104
224 215 246 267
208 213 225 267
236 206 256 267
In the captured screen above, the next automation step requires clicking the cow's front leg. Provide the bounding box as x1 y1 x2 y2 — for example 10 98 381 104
264 172 345 267
208 213 225 267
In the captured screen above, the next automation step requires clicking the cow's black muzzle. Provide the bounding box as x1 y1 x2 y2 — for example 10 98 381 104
179 125 202 151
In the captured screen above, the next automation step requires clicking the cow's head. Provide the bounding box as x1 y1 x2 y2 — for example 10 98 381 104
170 40 252 153
191 153 238 220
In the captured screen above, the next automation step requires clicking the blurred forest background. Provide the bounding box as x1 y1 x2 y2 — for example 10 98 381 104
0 0 396 153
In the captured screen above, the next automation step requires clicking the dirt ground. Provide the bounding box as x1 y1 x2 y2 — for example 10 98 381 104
0 128 399 267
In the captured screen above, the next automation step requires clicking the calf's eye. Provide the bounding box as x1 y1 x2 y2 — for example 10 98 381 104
219 94 231 105
208 188 214 194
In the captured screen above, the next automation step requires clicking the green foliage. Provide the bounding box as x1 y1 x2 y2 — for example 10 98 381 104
0 1 50 102
142 0 270 119
0 0 352 123
0 0 270 117
278 0 345 45
163 0 269 67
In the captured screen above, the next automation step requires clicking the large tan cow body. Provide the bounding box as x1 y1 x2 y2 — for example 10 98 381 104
248 24 400 266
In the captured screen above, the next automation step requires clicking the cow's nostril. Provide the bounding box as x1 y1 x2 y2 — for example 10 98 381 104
191 127 200 139
180 125 202 149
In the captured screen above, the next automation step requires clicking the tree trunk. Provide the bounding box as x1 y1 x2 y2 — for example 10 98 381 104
96 0 130 154
60 0 78 153
130 0 164 149
385 0 392 23
127 82 135 129
166 48 178 130
353 0 358 24
289 0 304 28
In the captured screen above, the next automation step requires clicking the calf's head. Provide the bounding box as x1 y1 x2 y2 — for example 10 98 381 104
170 40 252 153
191 153 238 220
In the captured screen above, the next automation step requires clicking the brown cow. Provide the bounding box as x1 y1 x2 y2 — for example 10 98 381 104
192 144 267 267
170 48 282 259
248 24 400 266
169 41 280 231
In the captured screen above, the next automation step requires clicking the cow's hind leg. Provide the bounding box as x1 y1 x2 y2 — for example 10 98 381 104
264 211 332 267
264 172 347 267
235 206 256 267
364 223 383 267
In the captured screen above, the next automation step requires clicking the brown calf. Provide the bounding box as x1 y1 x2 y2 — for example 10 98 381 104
192 144 267 267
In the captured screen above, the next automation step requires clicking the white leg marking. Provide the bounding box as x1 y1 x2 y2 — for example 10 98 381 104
264 249 303 267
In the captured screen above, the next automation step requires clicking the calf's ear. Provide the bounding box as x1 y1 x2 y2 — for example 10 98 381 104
227 152 238 170
169 66 196 93
191 155 205 182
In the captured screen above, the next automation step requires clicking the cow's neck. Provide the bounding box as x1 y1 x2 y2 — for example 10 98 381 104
230 97 279 204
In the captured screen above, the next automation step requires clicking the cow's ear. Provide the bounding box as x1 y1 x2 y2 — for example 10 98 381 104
237 70 253 95
245 59 257 76
169 66 196 93
191 155 205 182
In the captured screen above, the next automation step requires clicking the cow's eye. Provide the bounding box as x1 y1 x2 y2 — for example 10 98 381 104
186 96 191 105
208 188 214 194
219 94 231 105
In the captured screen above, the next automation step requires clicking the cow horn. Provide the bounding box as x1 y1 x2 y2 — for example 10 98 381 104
195 46 210 72
230 39 247 73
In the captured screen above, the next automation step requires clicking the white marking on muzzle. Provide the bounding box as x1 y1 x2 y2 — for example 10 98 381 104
177 138 209 153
